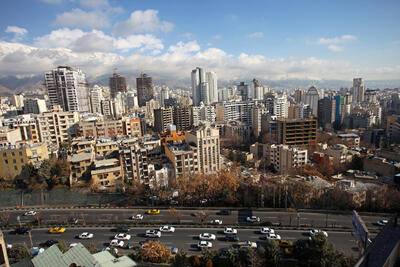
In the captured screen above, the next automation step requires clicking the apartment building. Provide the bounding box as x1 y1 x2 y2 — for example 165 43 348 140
78 119 123 138
274 118 317 146
159 126 186 150
91 159 123 189
186 125 220 174
0 127 22 147
122 118 142 137
2 115 41 143
173 106 192 131
0 142 49 179
23 98 47 114
95 139 118 157
119 143 149 184
269 144 308 174
68 151 94 183
154 107 173 133
165 142 198 178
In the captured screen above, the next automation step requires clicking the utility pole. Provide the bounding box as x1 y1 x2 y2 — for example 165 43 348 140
28 231 33 248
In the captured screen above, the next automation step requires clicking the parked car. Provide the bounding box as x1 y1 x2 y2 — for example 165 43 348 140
266 233 281 240
224 227 237 234
200 199 208 204
225 234 240 242
239 241 257 248
110 239 124 247
78 232 93 239
30 247 44 256
166 246 179 255
170 200 179 205
130 214 143 220
115 226 130 232
12 227 31 235
114 233 131 240
246 216 260 222
159 226 175 232
42 239 58 247
197 241 212 250
260 227 274 234
309 229 328 237
199 233 216 240
23 211 37 216
377 220 388 226
145 230 161 238
69 243 78 248
210 219 222 225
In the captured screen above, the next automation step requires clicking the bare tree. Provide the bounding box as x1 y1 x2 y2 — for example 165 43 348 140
195 209 210 225
0 211 10 226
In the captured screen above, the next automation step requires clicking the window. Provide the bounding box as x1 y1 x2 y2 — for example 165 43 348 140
20 159 24 163
11 152 15 156
19 151 22 156
14 166 18 171
13 159 16 164
2 152 5 157
4 160 8 164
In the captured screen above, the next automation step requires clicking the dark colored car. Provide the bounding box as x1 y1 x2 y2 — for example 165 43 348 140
225 234 240 242
12 227 31 235
42 239 58 247
115 226 130 232
218 210 232 215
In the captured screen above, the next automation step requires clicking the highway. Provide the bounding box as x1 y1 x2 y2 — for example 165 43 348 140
2 227 362 257
3 208 389 230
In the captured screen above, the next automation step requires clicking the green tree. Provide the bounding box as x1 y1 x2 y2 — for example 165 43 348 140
264 240 281 267
171 252 190 267
7 243 30 264
57 240 68 253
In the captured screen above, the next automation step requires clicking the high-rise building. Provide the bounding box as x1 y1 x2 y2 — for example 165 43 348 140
109 72 127 98
273 94 289 118
186 125 221 174
44 66 90 112
305 86 319 117
206 71 218 103
294 89 306 104
334 95 344 128
352 78 366 103
154 107 173 133
23 98 47 114
192 103 216 126
160 86 169 107
274 118 317 146
191 67 205 106
318 97 336 130
237 82 249 100
10 94 24 109
269 144 308 174
173 106 192 131
137 73 154 107
90 86 103 113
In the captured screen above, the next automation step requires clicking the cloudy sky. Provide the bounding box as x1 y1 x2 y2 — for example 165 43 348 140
0 0 399 81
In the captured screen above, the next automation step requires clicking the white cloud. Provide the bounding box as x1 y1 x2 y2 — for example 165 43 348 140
317 35 357 45
79 0 109 9
54 9 110 29
34 28 163 53
0 39 399 81
248 32 264 38
214 35 221 40
113 9 174 36
5 26 28 42
328 45 343 52
40 0 62 4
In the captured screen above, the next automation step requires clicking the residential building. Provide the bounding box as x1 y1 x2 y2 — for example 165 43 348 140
0 142 49 180
338 133 360 148
95 139 118 157
0 127 22 147
173 106 192 131
2 115 40 143
68 151 94 183
160 86 169 107
137 73 154 107
23 98 47 114
206 71 218 103
91 159 123 189
186 125 220 174
159 126 186 149
90 86 103 113
274 118 317 146
44 66 90 112
273 94 289 118
318 97 336 130
305 86 319 117
165 142 198 179
294 89 306 104
191 67 206 106
10 94 24 109
352 78 366 104
78 119 123 138
119 143 149 184
251 105 267 138
237 82 249 100
269 144 308 174
109 72 127 98
192 103 216 126
154 107 173 133
326 144 352 164
122 117 142 137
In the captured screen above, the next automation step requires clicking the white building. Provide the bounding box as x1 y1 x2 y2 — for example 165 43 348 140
206 71 218 103
160 86 169 107
269 144 308 174
45 66 89 112
10 94 24 109
305 86 319 117
192 103 216 126
273 94 289 118
191 67 205 106
352 78 366 104
90 86 103 114
23 98 47 114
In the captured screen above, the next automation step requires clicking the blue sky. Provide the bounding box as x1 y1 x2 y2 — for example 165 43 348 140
0 0 399 80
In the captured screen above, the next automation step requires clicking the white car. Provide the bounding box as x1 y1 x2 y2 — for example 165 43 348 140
210 219 222 225
377 220 388 226
197 241 212 249
239 241 257 248
114 233 131 240
78 232 93 239
260 227 275 234
24 211 37 216
103 247 118 254
309 229 328 237
130 214 143 220
110 239 124 247
246 216 260 222
145 230 161 238
199 233 216 240
159 226 175 233
266 233 281 240
69 243 78 248
224 227 237 234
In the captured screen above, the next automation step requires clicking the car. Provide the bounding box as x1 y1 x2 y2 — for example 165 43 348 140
6 244 12 249
170 200 179 205
218 210 232 215
197 241 212 250
276 239 294 248
159 226 175 232
210 219 222 225
12 227 31 235
309 229 328 237
146 209 160 215
110 239 124 247
30 247 45 256
114 233 131 240
246 216 260 222
115 226 130 232
260 227 275 234
103 247 118 254
166 246 179 255
149 196 159 201
130 214 143 220
42 239 58 247
200 199 208 204
239 241 257 248
199 233 216 240
69 243 78 248
224 227 237 234
266 233 281 240
24 211 37 216
49 227 66 234
78 232 93 239
145 230 161 238
225 234 240 242
377 220 388 226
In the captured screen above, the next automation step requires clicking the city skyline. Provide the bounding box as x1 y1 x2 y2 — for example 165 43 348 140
0 0 399 82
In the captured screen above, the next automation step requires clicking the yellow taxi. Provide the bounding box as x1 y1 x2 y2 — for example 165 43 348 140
276 239 294 248
49 227 66 234
146 209 160 215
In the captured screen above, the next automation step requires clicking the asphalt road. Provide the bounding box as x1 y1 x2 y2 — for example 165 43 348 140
2 227 362 257
4 208 389 230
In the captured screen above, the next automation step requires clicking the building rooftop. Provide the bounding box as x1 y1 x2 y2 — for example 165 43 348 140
167 142 193 153
67 152 93 163
0 142 46 151
91 166 121 175
94 159 119 168
338 133 359 138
